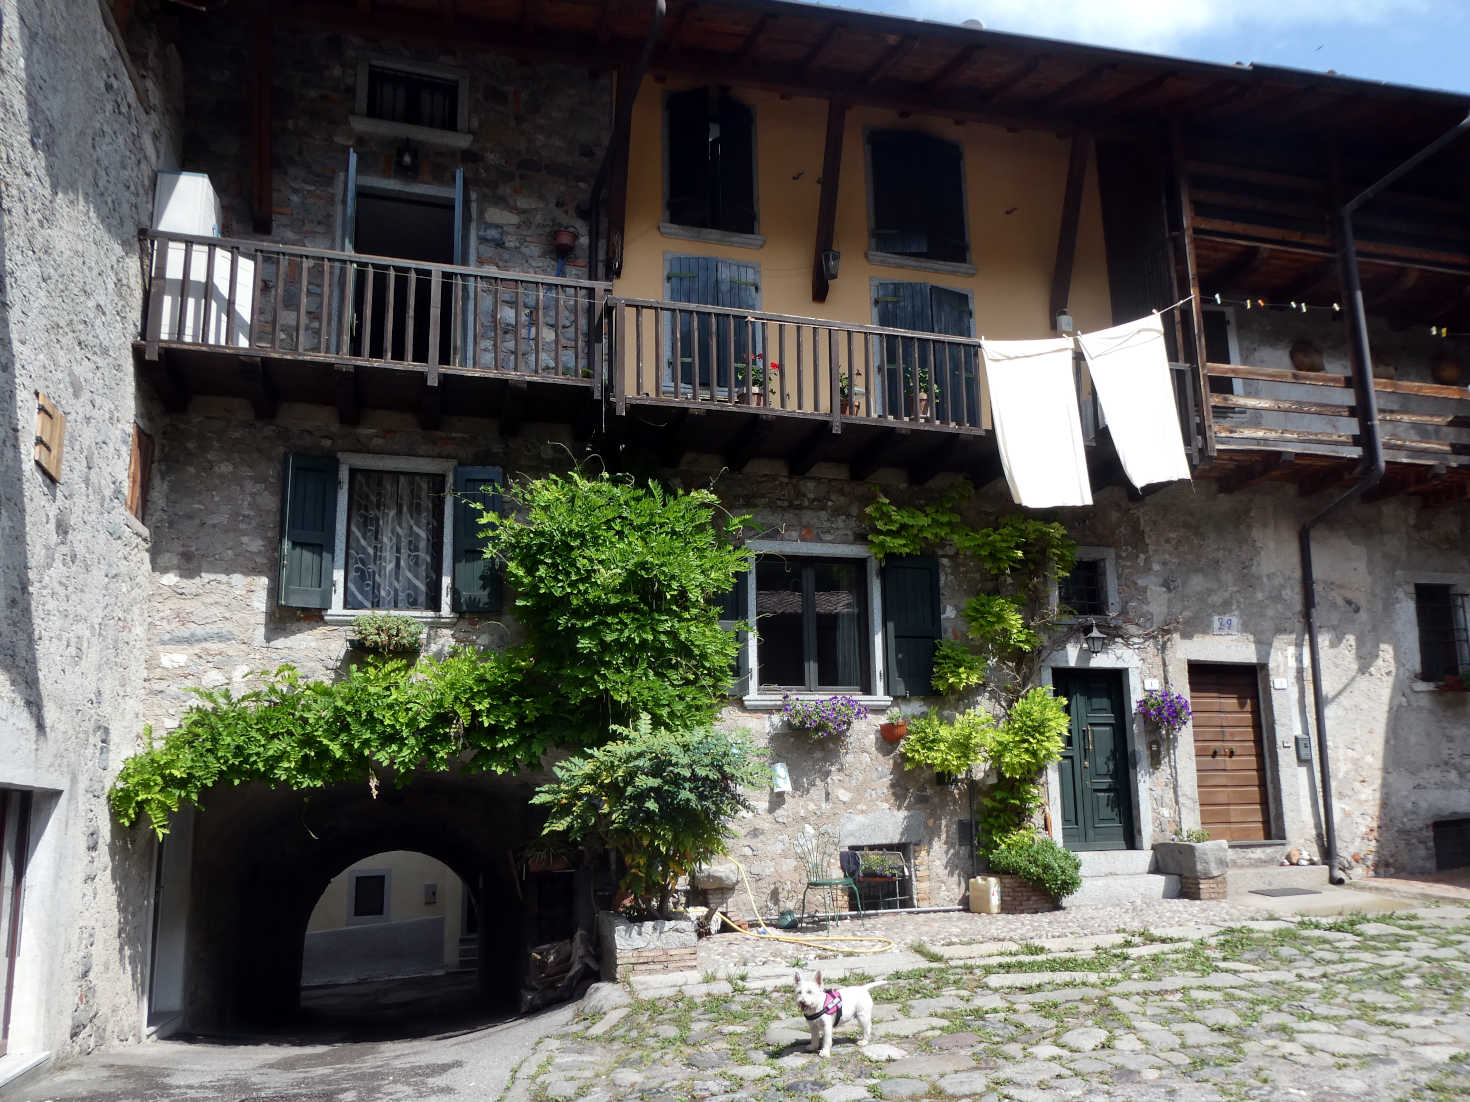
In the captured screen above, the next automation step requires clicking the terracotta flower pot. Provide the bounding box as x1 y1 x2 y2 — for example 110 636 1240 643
879 720 907 743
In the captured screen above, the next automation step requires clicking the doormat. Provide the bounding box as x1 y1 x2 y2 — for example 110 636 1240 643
1249 887 1322 897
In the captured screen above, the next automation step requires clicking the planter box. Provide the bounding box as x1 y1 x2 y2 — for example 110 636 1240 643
991 873 1059 914
1153 839 1229 879
596 911 698 982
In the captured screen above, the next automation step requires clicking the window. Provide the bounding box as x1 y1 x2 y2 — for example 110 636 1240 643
349 870 389 923
756 557 869 692
278 453 502 616
1416 583 1469 681
1051 548 1116 620
1059 558 1107 617
363 64 461 132
871 281 979 424
868 131 967 264
664 255 760 394
127 424 154 523
665 88 756 235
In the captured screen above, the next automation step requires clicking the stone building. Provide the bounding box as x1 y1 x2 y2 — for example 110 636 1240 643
2 0 1467 1075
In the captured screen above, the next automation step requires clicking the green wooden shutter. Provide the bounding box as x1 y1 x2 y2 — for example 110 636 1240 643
279 454 337 609
714 569 750 697
882 556 941 697
451 465 504 613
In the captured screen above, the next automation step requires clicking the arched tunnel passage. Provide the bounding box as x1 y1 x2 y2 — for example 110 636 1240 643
181 772 548 1036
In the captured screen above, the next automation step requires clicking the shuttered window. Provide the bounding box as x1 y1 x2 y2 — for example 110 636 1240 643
665 255 761 393
127 425 155 523
451 466 504 614
714 569 750 697
881 557 940 697
279 454 338 609
869 131 967 263
665 88 757 234
872 282 978 425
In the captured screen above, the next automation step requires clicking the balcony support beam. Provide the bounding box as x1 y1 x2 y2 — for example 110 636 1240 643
907 435 963 487
420 379 442 430
239 357 278 421
145 349 191 413
499 380 528 438
724 414 773 471
849 428 902 480
1217 451 1295 494
1049 132 1092 327
788 422 839 477
811 99 848 303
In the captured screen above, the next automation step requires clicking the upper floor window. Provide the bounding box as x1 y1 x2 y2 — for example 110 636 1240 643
1052 547 1117 620
756 557 870 693
665 88 757 235
868 131 967 264
1415 583 1469 681
355 60 470 136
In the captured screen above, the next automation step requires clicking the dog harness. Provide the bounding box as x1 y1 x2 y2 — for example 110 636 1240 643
804 989 844 1024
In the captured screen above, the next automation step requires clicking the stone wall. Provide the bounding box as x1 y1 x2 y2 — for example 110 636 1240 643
177 19 611 277
0 0 182 1059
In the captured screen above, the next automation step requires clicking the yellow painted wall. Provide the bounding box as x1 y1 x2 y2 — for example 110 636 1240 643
614 80 1113 368
306 850 465 968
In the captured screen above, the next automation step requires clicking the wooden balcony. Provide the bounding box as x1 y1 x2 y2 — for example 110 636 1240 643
1202 363 1470 504
135 230 609 431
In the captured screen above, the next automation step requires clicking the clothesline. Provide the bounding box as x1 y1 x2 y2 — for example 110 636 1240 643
1152 293 1197 316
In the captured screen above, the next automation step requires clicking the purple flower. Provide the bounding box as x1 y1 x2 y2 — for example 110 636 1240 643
1136 689 1191 735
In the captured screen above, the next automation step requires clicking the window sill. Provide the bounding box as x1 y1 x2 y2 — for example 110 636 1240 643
742 694 893 712
660 223 766 250
866 251 976 278
348 115 473 150
324 610 459 628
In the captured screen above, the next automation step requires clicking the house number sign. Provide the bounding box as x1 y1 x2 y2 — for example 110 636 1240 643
1212 615 1239 635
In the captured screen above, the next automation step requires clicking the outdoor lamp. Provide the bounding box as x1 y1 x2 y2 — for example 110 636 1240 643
821 249 841 281
1084 620 1106 656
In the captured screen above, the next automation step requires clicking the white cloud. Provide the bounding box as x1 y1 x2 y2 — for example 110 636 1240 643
891 0 1429 55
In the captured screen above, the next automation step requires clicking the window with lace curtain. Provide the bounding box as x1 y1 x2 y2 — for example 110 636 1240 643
345 468 445 611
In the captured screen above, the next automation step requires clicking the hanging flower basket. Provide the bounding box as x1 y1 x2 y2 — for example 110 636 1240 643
1135 688 1191 737
781 693 868 740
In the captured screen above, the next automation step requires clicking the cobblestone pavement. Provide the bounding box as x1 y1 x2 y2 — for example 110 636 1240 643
508 907 1470 1102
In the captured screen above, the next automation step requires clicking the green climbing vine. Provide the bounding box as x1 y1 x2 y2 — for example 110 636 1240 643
110 470 752 838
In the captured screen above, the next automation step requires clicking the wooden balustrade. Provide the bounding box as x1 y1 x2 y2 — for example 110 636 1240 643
1204 362 1470 464
141 230 609 388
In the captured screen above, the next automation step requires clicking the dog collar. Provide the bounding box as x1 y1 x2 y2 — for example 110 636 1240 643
804 989 843 1023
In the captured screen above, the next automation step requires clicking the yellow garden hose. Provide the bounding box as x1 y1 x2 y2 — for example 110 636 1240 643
708 856 897 955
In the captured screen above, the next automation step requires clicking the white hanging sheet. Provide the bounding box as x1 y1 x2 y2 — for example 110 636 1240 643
980 337 1093 508
1076 314 1192 490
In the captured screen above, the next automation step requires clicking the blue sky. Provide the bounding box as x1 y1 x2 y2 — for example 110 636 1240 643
845 0 1470 96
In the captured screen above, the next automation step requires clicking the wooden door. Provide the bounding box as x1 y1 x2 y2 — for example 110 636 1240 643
1189 665 1271 841
1054 669 1134 851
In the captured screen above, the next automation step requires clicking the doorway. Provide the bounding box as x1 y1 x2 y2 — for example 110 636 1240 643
1053 669 1134 851
350 190 457 365
0 789 32 1056
1188 664 1272 841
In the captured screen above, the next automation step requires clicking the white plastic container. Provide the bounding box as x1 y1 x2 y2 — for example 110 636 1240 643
968 875 1001 914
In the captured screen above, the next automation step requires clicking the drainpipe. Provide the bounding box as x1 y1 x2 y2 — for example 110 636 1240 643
588 0 666 281
1300 112 1470 885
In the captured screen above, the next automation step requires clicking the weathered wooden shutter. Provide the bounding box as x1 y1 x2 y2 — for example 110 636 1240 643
929 286 977 425
882 556 940 697
714 569 750 697
667 255 720 391
451 465 504 613
874 282 931 415
715 259 759 392
127 425 155 522
924 136 967 263
666 88 712 227
715 94 756 234
279 454 338 608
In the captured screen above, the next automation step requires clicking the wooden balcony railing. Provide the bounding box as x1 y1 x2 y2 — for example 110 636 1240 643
1205 363 1470 466
606 297 990 432
141 230 610 389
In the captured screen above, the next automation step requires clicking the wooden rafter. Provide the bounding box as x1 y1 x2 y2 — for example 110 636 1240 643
1215 452 1294 494
923 43 981 93
1297 461 1359 497
664 1 699 52
1205 246 1268 294
1101 70 1174 110
862 35 918 85
811 99 848 303
800 22 844 76
1031 64 1112 111
735 13 773 59
975 54 1045 105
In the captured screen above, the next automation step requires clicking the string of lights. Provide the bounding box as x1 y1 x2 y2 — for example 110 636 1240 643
1203 291 1468 339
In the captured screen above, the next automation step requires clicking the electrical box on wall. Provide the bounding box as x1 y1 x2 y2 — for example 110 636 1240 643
1294 736 1312 763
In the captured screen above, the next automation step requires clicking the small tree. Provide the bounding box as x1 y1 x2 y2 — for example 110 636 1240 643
531 716 765 918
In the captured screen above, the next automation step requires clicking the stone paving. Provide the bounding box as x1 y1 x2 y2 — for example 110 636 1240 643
508 907 1470 1102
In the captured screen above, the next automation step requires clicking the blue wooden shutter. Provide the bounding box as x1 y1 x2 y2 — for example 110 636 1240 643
882 556 940 696
451 465 503 613
667 255 719 391
874 282 931 415
929 286 977 425
714 569 750 697
279 454 337 609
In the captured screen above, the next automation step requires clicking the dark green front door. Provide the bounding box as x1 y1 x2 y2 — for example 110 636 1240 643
1053 669 1134 851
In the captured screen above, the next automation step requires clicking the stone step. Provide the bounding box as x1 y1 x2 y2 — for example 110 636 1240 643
1074 849 1156 877
1065 872 1179 908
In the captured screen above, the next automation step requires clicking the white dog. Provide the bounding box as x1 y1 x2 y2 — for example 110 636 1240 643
793 970 885 1057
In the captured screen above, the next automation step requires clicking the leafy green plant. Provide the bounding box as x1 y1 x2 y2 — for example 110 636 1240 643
110 470 751 837
858 851 905 877
988 828 1082 900
961 594 1039 663
531 715 765 919
780 694 868 739
1169 826 1211 843
899 709 994 780
350 612 424 652
931 639 987 695
978 686 1071 845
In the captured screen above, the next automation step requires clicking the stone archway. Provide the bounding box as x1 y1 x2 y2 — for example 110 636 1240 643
181 772 535 1032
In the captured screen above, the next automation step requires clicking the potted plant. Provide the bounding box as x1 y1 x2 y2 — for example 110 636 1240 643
986 828 1080 910
1437 669 1470 692
1135 687 1191 738
879 707 908 743
898 709 992 784
735 354 778 406
781 693 869 740
348 611 424 654
902 362 940 418
1152 825 1228 879
856 851 905 880
524 836 574 873
838 371 864 415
